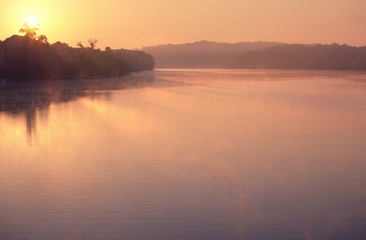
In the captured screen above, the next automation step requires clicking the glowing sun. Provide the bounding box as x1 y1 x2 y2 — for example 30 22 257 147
26 16 40 28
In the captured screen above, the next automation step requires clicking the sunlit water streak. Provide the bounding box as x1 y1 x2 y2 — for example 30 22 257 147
1 69 366 240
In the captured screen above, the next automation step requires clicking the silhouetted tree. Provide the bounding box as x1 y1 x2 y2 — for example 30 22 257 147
19 22 39 39
77 41 84 48
88 39 98 49
37 34 48 44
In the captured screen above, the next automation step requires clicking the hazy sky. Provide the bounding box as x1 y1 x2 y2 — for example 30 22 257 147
1 0 365 49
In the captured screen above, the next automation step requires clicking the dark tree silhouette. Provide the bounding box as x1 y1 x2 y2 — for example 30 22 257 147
37 34 48 44
77 41 84 48
19 22 39 39
88 39 98 49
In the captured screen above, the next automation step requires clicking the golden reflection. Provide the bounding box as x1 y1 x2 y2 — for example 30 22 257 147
0 113 28 151
79 97 157 136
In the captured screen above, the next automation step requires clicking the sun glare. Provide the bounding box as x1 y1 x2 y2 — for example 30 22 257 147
26 16 39 28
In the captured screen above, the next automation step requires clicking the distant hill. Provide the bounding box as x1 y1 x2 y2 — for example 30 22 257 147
229 44 366 70
142 40 283 68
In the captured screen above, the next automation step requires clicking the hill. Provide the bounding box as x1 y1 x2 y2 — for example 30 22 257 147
142 40 283 68
229 44 366 70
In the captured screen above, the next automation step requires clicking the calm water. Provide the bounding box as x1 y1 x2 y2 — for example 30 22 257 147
1 69 366 240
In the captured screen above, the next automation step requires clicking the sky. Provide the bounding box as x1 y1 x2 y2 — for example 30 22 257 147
1 0 366 49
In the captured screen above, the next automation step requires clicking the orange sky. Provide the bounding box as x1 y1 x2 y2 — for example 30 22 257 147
1 0 365 49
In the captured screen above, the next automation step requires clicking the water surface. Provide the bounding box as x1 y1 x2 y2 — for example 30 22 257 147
1 69 366 240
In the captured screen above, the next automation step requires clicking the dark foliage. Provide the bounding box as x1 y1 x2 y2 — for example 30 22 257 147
0 35 54 79
112 49 155 71
0 35 155 80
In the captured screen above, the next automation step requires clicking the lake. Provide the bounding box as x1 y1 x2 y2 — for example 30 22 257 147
1 69 366 240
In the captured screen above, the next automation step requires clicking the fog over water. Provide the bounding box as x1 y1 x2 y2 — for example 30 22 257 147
1 69 366 240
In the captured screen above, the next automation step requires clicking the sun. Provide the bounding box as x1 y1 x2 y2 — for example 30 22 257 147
26 16 40 28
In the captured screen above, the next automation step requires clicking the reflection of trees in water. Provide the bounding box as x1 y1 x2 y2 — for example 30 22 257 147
0 72 155 138
25 108 37 138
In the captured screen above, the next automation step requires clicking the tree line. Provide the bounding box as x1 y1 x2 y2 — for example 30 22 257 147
0 23 154 80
